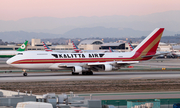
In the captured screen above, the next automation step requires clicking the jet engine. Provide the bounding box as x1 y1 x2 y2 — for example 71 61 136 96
73 66 89 73
73 66 83 72
103 64 113 71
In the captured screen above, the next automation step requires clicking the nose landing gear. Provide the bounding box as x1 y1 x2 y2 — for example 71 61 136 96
22 69 27 76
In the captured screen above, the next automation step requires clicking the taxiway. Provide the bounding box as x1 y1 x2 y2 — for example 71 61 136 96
0 71 180 82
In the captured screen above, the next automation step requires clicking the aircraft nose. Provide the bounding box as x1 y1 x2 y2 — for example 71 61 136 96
6 58 12 65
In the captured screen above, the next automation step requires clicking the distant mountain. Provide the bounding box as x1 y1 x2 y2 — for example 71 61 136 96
63 27 178 38
0 31 61 42
0 27 179 42
63 27 150 38
0 10 180 35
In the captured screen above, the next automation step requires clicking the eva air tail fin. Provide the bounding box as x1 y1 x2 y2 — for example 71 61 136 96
16 41 28 51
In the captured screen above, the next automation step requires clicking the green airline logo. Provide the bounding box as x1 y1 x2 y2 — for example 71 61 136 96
17 41 28 51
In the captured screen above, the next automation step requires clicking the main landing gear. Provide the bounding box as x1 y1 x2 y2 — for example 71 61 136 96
71 71 93 75
22 69 27 76
72 72 79 75
82 71 93 75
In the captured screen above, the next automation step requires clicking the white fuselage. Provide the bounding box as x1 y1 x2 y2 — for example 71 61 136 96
6 51 136 70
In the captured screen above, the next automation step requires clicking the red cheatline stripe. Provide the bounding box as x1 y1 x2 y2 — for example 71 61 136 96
12 58 136 64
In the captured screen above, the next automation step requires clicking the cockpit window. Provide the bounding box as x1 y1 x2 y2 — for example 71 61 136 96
17 53 23 55
52 54 58 58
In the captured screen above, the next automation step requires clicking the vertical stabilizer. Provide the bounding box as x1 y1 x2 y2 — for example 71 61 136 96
109 47 114 52
132 28 164 56
72 41 82 53
16 41 28 51
43 42 52 52
128 43 134 51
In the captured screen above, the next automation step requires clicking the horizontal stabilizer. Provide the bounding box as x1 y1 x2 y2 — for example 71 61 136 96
141 53 170 58
117 61 139 64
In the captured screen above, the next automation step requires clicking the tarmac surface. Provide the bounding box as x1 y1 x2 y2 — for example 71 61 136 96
0 59 180 82
1 58 180 82
0 71 180 82
1 58 180 104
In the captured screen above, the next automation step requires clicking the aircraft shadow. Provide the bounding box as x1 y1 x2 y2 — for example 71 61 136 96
0 71 180 78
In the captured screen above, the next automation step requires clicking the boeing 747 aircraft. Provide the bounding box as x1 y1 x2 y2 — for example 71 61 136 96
6 28 164 76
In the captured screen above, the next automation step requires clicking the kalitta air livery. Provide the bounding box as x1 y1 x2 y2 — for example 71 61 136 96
6 28 164 76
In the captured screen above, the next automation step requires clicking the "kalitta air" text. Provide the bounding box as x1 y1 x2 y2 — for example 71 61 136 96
52 53 105 58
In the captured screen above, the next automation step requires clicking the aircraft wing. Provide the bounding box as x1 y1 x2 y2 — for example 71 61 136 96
141 53 170 58
58 64 75 68
57 61 139 72
58 61 139 68
88 61 139 66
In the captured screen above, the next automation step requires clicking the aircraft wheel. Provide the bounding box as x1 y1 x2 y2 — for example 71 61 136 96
82 72 86 75
90 71 93 75
82 71 93 75
72 72 79 75
23 72 27 76
88 71 93 75
82 72 89 75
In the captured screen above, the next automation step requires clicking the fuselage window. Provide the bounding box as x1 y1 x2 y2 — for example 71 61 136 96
37 53 48 55
52 54 58 58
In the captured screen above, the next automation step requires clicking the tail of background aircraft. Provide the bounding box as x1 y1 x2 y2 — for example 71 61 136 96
16 41 28 51
109 47 114 52
132 28 164 59
128 43 134 51
72 41 82 53
43 42 52 52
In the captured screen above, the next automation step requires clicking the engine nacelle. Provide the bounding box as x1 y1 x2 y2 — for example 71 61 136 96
103 64 113 71
73 66 83 72
73 66 89 73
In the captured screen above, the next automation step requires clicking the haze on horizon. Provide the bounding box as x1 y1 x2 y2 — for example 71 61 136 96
1 0 180 21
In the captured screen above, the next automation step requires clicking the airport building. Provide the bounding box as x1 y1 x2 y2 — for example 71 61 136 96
158 42 172 52
0 38 175 52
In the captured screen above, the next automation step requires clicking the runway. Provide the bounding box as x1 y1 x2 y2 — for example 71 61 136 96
1 58 180 82
1 71 180 82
